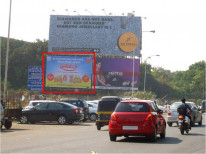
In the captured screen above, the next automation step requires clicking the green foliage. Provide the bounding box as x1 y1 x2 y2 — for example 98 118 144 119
123 91 157 100
1 37 48 90
138 61 205 100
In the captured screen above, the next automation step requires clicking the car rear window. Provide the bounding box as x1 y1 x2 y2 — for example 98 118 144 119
115 102 149 112
61 100 83 107
98 100 119 111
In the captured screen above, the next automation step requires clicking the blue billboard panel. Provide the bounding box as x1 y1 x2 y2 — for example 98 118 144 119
48 15 142 56
45 55 92 89
28 66 42 91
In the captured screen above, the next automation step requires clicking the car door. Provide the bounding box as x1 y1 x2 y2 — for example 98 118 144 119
151 102 164 133
29 103 49 122
47 103 64 121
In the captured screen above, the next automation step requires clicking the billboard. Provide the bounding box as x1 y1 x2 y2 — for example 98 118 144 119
28 66 42 91
95 57 140 90
45 55 93 89
48 15 142 56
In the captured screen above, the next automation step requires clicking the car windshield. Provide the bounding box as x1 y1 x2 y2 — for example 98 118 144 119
115 102 149 112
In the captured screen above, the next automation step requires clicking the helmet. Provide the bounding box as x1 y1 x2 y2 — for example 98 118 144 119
181 98 186 103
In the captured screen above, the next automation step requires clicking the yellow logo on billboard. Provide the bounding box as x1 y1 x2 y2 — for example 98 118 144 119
118 32 139 52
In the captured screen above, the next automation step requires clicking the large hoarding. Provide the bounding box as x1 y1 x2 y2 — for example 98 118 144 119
45 55 93 89
48 15 142 56
95 57 140 90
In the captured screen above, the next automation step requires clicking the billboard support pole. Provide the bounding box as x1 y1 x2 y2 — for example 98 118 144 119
132 53 135 98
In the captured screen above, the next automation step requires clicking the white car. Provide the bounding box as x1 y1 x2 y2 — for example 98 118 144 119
87 100 99 105
157 105 167 113
87 102 98 121
24 100 56 110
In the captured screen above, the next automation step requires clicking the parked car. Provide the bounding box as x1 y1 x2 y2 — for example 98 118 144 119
109 100 166 142
24 100 57 110
87 102 98 121
20 102 84 124
167 101 202 127
96 96 121 130
59 99 89 122
87 100 99 105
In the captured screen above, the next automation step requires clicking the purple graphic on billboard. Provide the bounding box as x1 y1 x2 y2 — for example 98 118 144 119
95 57 140 90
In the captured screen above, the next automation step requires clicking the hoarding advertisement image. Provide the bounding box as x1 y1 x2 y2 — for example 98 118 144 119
95 57 140 90
45 55 92 89
48 15 142 56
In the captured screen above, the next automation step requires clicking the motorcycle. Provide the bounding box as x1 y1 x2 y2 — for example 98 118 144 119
178 115 190 135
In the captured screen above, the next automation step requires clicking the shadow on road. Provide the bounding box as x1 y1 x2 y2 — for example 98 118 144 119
1 128 29 133
117 136 182 144
15 121 93 126
184 133 205 136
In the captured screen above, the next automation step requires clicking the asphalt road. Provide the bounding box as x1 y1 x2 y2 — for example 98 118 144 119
1 113 205 153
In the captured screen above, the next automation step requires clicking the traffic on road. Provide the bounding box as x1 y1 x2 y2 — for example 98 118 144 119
1 97 205 153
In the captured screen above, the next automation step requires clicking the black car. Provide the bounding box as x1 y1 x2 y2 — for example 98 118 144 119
20 102 84 125
59 99 89 122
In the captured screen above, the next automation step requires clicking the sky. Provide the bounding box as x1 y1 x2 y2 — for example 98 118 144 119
0 0 206 72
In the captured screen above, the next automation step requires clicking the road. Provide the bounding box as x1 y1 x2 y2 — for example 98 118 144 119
1 114 205 153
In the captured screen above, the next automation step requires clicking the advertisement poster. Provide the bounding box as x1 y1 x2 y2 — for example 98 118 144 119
45 55 92 89
95 57 140 90
48 15 142 56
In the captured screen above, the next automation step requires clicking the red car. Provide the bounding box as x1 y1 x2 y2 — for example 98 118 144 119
109 100 166 142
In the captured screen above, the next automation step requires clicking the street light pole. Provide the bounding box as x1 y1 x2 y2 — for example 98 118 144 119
3 0 12 105
143 55 160 92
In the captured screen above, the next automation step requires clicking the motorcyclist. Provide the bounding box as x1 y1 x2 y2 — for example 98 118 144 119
177 98 192 129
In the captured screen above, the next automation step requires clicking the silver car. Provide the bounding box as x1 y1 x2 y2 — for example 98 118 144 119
87 102 98 121
167 101 202 127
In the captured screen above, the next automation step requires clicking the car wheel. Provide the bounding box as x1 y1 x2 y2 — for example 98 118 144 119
4 120 12 129
89 113 97 121
96 123 101 130
150 127 157 142
168 123 172 127
109 133 116 141
20 115 28 124
160 125 166 138
198 117 202 126
58 115 67 125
